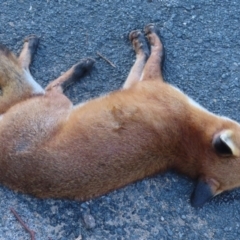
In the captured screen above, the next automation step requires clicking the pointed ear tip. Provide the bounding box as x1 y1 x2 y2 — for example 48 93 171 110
213 130 240 156
213 134 233 155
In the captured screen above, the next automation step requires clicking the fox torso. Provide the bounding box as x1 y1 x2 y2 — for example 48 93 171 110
0 80 238 202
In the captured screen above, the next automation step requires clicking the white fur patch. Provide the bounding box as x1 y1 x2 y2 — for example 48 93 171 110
187 97 208 111
74 102 87 109
172 85 183 94
139 73 144 81
187 95 239 124
23 69 45 95
172 86 212 112
220 116 237 124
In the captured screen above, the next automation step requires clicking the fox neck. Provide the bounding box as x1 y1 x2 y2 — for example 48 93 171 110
147 95 232 179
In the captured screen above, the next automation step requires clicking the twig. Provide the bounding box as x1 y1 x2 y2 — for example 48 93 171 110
96 51 116 68
10 208 35 240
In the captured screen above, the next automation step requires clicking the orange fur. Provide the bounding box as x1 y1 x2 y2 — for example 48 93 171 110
0 25 239 207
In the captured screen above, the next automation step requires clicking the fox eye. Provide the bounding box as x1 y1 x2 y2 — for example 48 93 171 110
213 135 233 155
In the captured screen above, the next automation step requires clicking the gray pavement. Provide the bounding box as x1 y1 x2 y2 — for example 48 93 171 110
1 0 240 239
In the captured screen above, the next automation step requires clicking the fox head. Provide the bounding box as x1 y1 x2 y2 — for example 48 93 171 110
191 129 240 207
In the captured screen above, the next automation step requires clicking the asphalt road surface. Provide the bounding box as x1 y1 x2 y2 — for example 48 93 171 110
1 0 240 239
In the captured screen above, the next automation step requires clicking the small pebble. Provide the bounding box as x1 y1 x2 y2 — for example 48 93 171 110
75 236 82 240
167 228 173 236
83 213 96 229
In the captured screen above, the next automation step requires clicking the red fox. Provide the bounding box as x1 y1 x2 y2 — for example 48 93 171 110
0 24 239 208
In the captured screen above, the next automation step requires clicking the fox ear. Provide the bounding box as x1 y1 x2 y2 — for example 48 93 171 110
191 178 220 207
212 130 239 156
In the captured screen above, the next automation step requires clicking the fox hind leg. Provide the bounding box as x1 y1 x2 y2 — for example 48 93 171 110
123 30 149 89
18 35 39 71
140 24 164 82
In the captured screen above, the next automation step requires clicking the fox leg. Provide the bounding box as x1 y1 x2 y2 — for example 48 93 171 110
18 35 39 71
17 35 44 95
0 35 44 114
140 24 164 82
123 30 149 89
45 58 95 93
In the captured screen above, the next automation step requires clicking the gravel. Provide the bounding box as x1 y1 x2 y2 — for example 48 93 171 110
1 0 240 239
